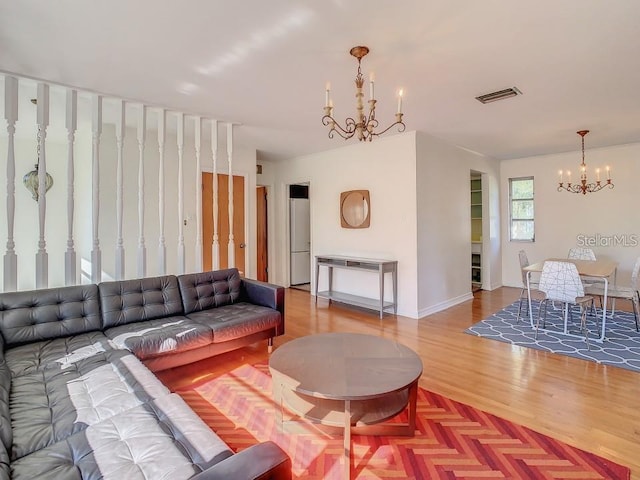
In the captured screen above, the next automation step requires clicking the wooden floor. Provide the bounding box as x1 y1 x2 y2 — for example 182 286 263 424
157 287 640 479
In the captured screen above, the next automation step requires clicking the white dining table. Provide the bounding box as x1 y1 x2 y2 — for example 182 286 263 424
523 258 618 343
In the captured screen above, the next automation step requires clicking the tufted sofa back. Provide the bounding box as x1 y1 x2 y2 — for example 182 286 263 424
0 360 12 453
177 269 242 315
99 275 184 329
0 285 102 348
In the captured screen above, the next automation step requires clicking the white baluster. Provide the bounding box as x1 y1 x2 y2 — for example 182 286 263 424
157 109 166 275
35 83 50 288
227 123 235 268
194 116 203 272
137 105 147 278
64 89 77 285
3 76 18 291
114 100 126 280
211 120 219 270
176 113 185 274
91 95 102 284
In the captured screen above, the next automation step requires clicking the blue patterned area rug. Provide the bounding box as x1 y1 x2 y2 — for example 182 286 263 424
465 301 640 373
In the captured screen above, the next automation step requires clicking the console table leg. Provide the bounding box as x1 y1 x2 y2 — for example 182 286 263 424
379 265 384 319
328 266 333 304
393 265 398 315
314 260 320 304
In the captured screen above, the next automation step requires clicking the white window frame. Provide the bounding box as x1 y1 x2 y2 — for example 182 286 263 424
509 176 535 242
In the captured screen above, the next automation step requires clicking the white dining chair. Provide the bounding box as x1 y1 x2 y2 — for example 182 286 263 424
567 247 602 289
584 256 640 332
516 250 541 322
568 247 597 261
536 261 594 348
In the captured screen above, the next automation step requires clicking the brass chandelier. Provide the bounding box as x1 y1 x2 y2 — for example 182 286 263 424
558 130 613 195
322 46 405 142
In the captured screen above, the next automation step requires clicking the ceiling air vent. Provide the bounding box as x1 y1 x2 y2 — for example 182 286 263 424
475 87 522 104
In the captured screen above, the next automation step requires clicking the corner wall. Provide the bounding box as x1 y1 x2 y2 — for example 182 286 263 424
268 130 502 319
415 131 502 316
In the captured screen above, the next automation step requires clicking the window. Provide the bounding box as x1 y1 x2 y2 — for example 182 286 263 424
509 177 534 241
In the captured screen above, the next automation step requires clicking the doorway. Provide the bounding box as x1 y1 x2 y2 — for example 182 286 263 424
256 186 268 282
202 172 245 275
470 171 483 292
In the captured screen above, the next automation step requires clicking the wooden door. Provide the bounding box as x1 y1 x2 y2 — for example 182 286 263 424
202 173 245 275
256 186 268 281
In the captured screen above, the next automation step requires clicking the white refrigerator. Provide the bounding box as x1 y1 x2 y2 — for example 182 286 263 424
290 198 310 285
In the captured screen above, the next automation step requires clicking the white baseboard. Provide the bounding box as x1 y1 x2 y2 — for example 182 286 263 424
417 292 474 319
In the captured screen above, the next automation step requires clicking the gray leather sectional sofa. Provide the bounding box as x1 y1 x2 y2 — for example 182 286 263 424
0 268 290 480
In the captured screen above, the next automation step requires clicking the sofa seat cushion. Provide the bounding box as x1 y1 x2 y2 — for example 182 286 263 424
10 394 233 480
4 331 117 378
187 302 282 343
10 350 169 460
104 316 213 360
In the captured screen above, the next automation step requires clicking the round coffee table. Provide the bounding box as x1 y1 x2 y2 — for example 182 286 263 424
269 332 423 478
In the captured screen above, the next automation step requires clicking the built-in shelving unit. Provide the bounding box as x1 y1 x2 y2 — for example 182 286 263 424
471 176 483 288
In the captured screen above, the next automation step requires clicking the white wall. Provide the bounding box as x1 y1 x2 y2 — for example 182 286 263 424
270 132 420 317
501 142 640 287
415 131 502 317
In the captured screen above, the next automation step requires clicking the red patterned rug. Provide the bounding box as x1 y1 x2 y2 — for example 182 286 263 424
173 363 629 479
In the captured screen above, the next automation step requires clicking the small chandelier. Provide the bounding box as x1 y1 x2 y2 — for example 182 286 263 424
558 130 613 195
322 46 405 142
23 123 53 202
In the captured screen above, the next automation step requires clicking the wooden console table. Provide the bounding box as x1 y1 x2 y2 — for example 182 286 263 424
314 255 398 318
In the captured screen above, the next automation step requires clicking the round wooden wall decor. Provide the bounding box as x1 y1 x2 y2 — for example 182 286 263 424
340 190 370 228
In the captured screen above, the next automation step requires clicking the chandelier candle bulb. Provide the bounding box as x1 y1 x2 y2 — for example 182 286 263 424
397 89 403 114
325 82 331 108
607 166 611 180
559 170 563 183
369 72 375 99
596 168 600 182
567 171 571 183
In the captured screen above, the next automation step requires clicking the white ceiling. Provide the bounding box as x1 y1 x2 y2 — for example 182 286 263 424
2 0 640 162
